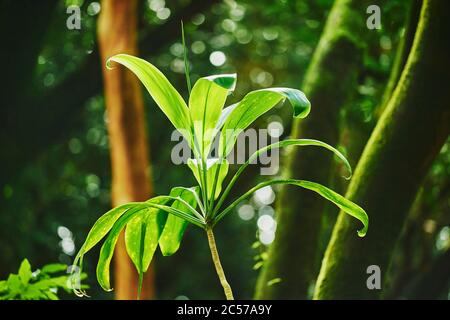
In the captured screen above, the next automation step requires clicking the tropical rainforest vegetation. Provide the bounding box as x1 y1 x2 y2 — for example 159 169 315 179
0 0 448 300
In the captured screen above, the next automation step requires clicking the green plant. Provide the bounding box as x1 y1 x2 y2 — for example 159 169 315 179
72 42 368 300
0 259 87 300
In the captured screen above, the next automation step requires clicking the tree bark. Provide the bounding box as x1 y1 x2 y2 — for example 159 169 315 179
375 0 421 118
341 0 421 170
314 0 450 299
98 0 154 300
255 0 372 299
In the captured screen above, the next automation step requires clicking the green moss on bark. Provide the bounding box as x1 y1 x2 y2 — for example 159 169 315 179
314 0 450 299
255 0 374 299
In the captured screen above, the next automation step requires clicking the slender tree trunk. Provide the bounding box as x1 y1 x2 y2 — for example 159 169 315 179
314 0 450 299
255 0 374 299
98 0 154 300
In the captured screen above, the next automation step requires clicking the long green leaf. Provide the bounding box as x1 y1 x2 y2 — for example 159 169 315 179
107 54 192 144
96 205 146 291
125 199 167 275
159 187 199 256
213 139 352 216
72 202 138 273
71 203 138 296
82 197 205 292
219 87 311 157
189 74 236 158
215 179 368 237
125 207 165 299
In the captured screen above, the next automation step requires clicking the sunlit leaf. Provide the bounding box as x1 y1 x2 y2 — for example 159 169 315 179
96 205 147 291
0 281 7 293
76 203 137 256
125 199 167 275
219 88 311 157
213 138 352 216
215 103 238 131
96 196 206 292
215 179 368 237
6 274 21 293
188 158 229 200
18 259 32 285
107 54 192 146
40 264 68 275
190 74 236 158
159 187 199 256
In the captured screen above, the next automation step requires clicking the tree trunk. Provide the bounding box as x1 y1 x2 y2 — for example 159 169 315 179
341 0 421 171
255 0 373 299
375 0 421 118
314 0 450 299
0 1 219 194
98 0 154 300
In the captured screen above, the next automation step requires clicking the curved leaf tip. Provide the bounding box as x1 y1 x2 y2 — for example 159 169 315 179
106 56 117 70
357 218 368 237
215 178 368 238
273 88 311 119
106 54 133 70
206 73 237 91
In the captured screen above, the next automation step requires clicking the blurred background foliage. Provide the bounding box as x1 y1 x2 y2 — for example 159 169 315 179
0 0 448 299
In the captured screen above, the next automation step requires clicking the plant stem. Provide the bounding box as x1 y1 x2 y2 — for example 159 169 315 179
206 227 234 300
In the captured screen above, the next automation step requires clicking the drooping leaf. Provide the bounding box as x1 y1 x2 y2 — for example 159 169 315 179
219 88 311 157
106 54 192 145
125 197 167 275
159 187 199 256
77 203 137 256
18 259 32 285
216 179 368 237
96 205 147 291
71 203 138 291
187 158 229 200
189 74 236 158
246 139 351 178
125 208 163 300
213 139 352 216
96 197 206 291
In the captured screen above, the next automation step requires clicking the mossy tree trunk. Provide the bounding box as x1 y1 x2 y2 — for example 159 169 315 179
376 1 421 119
341 0 421 171
314 0 450 299
98 0 154 300
255 0 375 299
335 0 421 201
